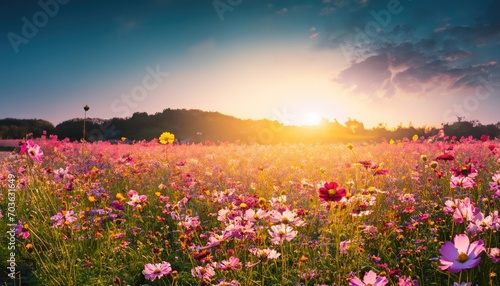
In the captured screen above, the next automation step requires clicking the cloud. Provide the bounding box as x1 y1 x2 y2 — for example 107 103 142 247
276 8 288 15
309 32 320 39
335 42 499 98
325 1 500 99
188 39 216 55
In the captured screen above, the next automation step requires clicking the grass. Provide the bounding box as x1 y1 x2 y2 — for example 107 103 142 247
0 135 499 285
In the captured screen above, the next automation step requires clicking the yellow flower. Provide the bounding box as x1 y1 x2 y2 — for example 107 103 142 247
116 193 126 201
412 134 419 141
88 195 97 203
121 137 127 141
159 132 175 144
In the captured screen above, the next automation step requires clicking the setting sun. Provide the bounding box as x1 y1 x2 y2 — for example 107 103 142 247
297 112 322 126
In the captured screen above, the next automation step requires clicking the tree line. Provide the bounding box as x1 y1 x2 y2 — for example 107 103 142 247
1 109 499 144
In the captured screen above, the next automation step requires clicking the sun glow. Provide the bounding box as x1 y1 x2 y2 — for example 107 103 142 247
296 112 322 126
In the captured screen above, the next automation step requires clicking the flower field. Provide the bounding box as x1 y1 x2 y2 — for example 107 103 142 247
1 134 499 286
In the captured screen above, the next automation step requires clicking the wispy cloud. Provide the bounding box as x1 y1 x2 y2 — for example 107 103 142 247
188 39 216 55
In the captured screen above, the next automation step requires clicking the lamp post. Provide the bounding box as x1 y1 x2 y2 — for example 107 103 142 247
83 104 89 141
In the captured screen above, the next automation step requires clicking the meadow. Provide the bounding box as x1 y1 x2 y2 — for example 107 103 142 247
1 133 499 286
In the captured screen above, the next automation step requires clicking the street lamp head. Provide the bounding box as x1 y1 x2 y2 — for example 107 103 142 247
84 104 90 111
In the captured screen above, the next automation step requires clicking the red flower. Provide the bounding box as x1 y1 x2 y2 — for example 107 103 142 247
318 182 347 202
480 135 489 141
435 153 455 161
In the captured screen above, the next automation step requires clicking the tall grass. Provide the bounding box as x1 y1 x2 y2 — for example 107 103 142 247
1 135 499 285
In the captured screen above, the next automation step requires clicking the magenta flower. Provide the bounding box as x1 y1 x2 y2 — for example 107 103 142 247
439 234 485 273
20 140 44 162
435 153 454 161
349 270 388 286
14 221 30 239
142 262 172 281
318 181 347 202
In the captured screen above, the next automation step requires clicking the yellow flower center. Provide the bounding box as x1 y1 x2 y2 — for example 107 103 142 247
457 252 469 263
328 189 337 196
154 268 162 274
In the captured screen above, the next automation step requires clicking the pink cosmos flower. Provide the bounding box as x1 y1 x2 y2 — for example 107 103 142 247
20 140 44 162
452 198 480 224
450 175 476 189
191 264 215 281
268 223 298 245
217 256 242 271
142 261 172 281
398 275 419 286
488 248 500 263
339 239 350 254
213 280 239 286
127 194 147 208
269 209 305 226
439 234 485 273
249 248 281 260
349 270 388 286
489 173 500 190
51 210 77 227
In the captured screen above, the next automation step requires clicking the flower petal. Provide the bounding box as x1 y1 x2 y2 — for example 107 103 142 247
453 234 470 253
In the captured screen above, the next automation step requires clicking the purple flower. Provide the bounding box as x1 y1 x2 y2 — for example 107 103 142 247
14 221 30 239
439 234 485 273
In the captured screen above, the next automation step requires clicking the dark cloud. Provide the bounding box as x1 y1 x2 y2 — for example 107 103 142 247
335 41 499 98
325 0 500 99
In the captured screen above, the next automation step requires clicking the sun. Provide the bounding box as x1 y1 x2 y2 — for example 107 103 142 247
298 112 322 126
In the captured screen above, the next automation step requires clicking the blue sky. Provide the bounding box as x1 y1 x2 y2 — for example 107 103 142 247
1 0 499 128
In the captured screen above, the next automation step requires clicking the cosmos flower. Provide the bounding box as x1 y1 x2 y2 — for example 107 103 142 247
488 248 500 263
51 210 77 227
349 270 388 286
398 275 419 286
268 223 297 245
142 262 172 281
435 153 454 161
249 248 281 260
439 234 485 273
159 132 175 144
191 264 215 281
217 256 242 271
127 194 147 208
15 221 30 239
318 181 347 202
19 140 44 162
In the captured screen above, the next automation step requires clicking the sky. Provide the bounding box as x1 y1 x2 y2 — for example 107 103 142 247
1 0 499 129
